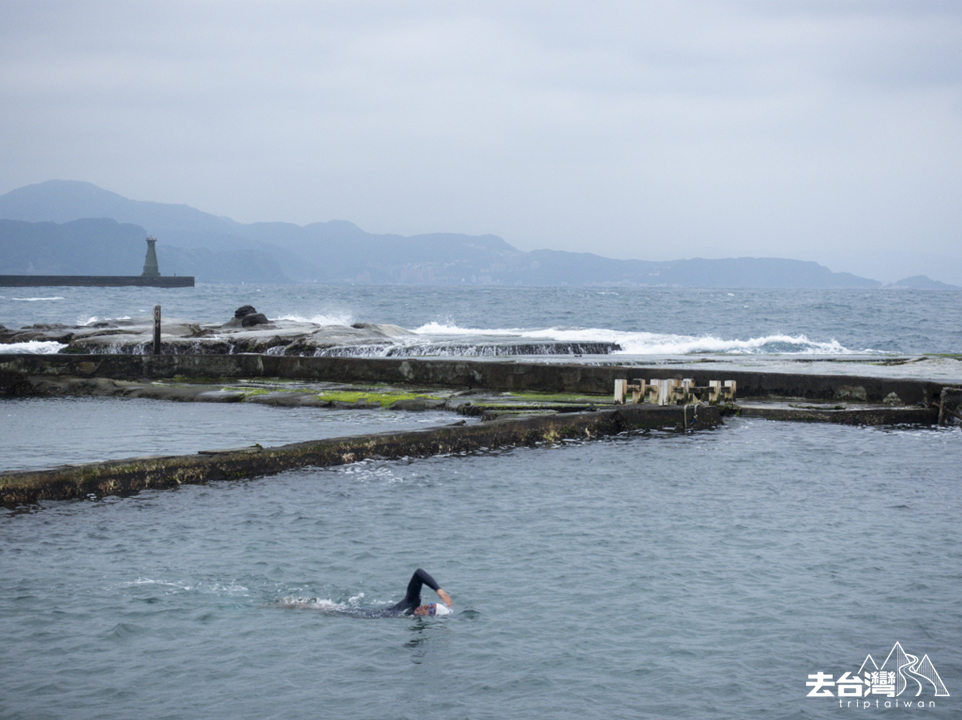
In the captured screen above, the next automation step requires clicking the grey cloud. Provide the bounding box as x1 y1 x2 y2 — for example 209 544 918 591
1 0 961 283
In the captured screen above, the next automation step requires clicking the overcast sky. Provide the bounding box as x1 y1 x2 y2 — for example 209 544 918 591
2 1 961 283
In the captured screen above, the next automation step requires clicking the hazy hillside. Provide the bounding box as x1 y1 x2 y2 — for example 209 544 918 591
2 179 944 289
0 218 291 284
885 275 960 290
0 218 147 276
0 180 235 247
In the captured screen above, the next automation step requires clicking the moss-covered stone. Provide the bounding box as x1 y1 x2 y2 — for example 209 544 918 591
501 390 609 404
313 389 443 408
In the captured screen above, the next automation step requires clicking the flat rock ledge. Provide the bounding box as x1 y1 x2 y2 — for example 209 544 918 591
0 317 417 356
0 318 622 357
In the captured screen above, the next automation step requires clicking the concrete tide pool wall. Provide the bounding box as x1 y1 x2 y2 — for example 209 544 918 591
0 403 720 506
1 352 958 507
0 352 952 404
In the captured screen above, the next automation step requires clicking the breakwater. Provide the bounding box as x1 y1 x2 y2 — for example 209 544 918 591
0 275 194 288
0 351 950 404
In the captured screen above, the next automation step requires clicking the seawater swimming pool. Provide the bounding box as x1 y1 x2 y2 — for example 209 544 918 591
2 417 959 719
3 284 961 717
0 395 467 473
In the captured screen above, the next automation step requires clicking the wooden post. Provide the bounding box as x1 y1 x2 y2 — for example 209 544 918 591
153 305 161 355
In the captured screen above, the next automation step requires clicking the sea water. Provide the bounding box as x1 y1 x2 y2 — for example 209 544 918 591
1 421 960 719
1 285 961 719
3 285 962 356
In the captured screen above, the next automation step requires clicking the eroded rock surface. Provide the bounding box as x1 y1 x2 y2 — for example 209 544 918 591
1 305 415 356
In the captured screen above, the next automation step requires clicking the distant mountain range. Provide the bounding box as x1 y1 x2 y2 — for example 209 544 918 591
0 180 957 289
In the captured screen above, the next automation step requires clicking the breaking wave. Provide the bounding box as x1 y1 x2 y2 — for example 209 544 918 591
0 340 68 354
277 311 355 326
614 332 855 355
314 340 621 358
414 322 860 356
0 318 863 358
80 315 132 326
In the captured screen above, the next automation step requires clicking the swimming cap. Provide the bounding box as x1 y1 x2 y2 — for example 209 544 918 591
430 603 452 616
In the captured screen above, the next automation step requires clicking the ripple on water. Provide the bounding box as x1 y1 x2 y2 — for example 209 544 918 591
0 419 960 719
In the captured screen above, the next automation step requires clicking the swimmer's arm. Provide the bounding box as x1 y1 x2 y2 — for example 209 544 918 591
436 588 452 607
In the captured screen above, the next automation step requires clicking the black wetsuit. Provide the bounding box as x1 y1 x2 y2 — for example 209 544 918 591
385 568 442 616
327 568 443 618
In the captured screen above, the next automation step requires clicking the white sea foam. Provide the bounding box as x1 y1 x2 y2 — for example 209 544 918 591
122 577 249 595
0 318 860 357
414 322 859 355
122 577 193 592
416 321 523 336
8 296 65 302
612 331 855 356
280 596 343 610
0 340 68 354
79 315 132 326
277 311 354 326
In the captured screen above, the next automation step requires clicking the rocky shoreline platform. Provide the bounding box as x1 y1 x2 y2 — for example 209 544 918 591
0 305 622 357
0 305 418 356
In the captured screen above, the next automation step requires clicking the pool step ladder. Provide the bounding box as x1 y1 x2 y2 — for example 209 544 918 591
614 378 736 406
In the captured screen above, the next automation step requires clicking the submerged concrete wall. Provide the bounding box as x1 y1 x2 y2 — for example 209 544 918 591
0 352 950 404
0 404 720 506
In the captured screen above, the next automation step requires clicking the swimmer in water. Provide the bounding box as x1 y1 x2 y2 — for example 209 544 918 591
289 568 452 618
387 568 452 617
